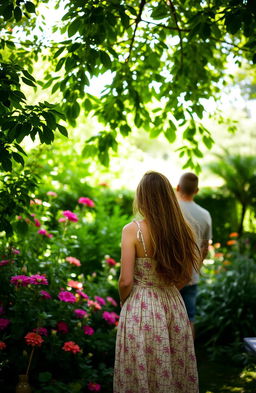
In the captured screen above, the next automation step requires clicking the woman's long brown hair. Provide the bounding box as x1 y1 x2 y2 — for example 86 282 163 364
134 171 200 286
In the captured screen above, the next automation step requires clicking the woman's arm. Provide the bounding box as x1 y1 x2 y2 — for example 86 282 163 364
118 223 136 306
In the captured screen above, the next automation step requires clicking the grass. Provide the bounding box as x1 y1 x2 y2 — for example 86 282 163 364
196 344 256 393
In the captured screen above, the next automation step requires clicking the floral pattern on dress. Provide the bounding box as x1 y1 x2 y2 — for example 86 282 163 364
114 257 199 393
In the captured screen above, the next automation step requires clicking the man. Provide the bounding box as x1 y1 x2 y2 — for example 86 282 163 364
177 172 212 339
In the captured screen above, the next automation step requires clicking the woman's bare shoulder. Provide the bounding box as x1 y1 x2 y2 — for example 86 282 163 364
122 221 137 234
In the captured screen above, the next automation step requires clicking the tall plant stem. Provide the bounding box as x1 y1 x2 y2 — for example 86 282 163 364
26 347 35 376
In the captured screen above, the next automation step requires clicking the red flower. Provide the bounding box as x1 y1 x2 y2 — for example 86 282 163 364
0 341 6 350
105 258 117 266
62 341 81 354
88 382 101 391
227 240 237 246
25 332 44 347
229 232 239 238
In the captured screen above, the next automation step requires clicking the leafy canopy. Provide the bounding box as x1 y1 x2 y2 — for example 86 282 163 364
1 0 256 170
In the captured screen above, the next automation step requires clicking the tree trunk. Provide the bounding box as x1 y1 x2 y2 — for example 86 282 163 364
238 204 247 235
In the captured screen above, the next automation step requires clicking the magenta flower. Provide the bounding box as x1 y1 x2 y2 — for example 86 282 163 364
83 325 94 335
106 296 118 307
78 197 95 207
0 318 10 330
65 256 81 266
38 229 53 238
94 296 106 306
33 327 48 336
47 191 57 197
57 321 69 334
62 210 78 222
88 382 101 391
0 259 13 267
34 218 41 227
10 275 32 287
40 290 52 299
76 290 89 300
58 291 76 303
30 274 48 285
11 248 20 255
74 309 88 318
102 311 119 325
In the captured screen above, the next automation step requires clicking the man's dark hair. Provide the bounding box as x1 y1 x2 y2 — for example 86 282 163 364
179 172 198 195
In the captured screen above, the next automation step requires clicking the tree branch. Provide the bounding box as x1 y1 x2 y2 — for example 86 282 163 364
126 0 146 62
167 0 184 69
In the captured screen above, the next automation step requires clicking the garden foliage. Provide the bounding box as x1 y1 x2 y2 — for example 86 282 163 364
0 190 130 393
196 232 256 353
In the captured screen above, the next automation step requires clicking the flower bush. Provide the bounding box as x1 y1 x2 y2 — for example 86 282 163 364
0 190 125 393
196 232 256 354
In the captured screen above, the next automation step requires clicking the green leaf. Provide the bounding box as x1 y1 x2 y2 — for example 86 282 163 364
53 47 65 59
120 124 131 137
2 158 12 172
22 69 36 82
2 5 13 20
12 152 25 166
68 19 80 37
99 51 111 68
165 127 176 143
55 57 66 72
42 112 56 129
14 144 27 156
14 6 22 22
71 102 80 119
57 124 68 137
203 135 213 149
83 98 92 111
134 112 142 128
21 77 36 87
25 1 36 13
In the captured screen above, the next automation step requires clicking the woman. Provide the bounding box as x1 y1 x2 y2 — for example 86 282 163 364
114 171 200 393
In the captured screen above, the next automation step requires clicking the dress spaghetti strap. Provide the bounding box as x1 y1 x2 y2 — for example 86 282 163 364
134 220 148 257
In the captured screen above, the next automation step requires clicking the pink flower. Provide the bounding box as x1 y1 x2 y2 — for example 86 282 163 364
62 210 78 222
47 191 57 197
76 290 89 300
40 290 52 299
106 296 118 307
102 311 119 325
58 217 67 223
38 229 53 238
34 218 41 227
65 256 81 266
94 296 106 306
0 318 10 330
88 300 101 311
67 280 83 289
62 341 81 354
0 341 7 350
105 258 117 266
11 248 20 255
0 259 13 267
74 309 88 318
33 327 48 336
83 325 94 335
88 382 101 391
58 291 76 303
30 198 42 205
30 274 48 285
25 332 44 347
78 197 95 207
57 321 69 334
10 275 32 287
